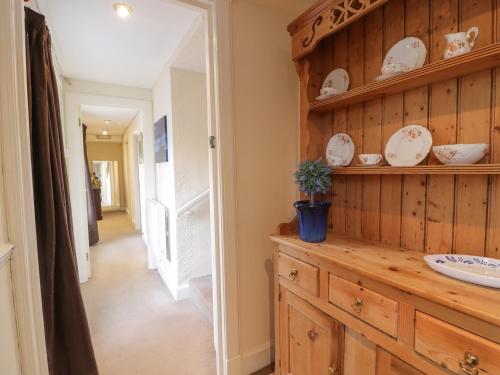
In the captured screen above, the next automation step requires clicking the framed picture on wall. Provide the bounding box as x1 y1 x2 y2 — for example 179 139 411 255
154 116 168 163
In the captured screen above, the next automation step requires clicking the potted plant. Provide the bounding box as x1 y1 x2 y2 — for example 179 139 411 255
293 159 332 243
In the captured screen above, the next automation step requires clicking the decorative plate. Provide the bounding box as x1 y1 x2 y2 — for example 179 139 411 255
385 125 432 166
321 68 350 94
383 37 427 71
326 133 354 166
424 254 500 288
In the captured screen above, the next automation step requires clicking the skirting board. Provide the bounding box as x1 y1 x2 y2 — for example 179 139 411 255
157 264 190 301
227 341 275 375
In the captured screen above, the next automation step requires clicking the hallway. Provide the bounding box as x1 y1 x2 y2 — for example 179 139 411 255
81 212 216 375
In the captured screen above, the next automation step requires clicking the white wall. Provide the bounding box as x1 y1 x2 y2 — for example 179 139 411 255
153 66 175 210
122 112 145 231
171 68 211 284
230 1 301 371
151 21 211 299
63 80 155 282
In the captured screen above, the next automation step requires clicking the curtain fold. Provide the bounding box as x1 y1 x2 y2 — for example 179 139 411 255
83 124 99 245
25 8 99 375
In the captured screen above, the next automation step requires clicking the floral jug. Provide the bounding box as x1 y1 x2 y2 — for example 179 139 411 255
443 27 479 59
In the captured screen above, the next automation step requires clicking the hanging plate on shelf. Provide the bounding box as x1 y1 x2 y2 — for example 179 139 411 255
424 254 500 288
383 37 427 69
385 125 432 166
326 133 354 166
375 37 427 81
316 68 350 100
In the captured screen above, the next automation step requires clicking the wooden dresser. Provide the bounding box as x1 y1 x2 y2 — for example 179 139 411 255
274 0 500 374
272 233 500 374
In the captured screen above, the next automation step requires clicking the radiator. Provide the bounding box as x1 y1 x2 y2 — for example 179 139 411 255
146 199 170 262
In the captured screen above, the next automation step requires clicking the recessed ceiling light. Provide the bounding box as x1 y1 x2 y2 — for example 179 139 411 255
113 2 133 18
104 120 111 124
102 130 109 135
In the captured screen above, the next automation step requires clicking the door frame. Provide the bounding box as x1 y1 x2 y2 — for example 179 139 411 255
1 1 241 375
171 1 241 373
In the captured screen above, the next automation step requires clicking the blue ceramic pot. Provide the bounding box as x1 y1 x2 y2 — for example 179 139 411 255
294 200 331 243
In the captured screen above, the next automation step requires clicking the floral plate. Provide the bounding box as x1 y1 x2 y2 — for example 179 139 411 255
326 133 354 166
385 125 432 166
320 68 349 95
383 37 427 71
424 254 500 288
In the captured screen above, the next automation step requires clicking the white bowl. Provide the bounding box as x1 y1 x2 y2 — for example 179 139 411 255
432 144 489 165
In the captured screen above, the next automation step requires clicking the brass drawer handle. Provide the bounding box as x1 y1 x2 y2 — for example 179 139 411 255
351 297 364 313
307 329 319 341
328 365 338 374
289 268 298 281
459 352 479 375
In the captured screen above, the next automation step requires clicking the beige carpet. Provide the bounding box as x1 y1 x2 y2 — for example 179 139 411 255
81 211 216 375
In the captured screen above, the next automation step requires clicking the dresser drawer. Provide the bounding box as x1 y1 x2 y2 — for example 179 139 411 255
278 253 319 296
328 274 398 337
415 312 500 375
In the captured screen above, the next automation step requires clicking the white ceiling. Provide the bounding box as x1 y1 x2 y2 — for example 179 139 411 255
81 105 139 135
36 0 201 88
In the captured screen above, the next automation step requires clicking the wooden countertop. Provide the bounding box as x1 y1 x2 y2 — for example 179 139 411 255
271 233 500 327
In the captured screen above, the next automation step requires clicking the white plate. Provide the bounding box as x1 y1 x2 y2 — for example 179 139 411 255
326 133 354 166
383 37 427 70
385 125 432 166
424 254 500 288
322 68 349 94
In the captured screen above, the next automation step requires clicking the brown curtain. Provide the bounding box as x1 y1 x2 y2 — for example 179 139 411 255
25 8 99 375
83 124 99 245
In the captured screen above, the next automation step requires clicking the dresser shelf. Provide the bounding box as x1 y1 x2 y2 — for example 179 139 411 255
330 164 500 175
310 42 500 113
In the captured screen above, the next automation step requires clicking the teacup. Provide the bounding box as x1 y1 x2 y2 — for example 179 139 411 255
381 63 411 75
359 154 382 165
320 87 339 96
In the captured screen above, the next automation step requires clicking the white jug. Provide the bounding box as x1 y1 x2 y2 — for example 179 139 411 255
443 27 479 59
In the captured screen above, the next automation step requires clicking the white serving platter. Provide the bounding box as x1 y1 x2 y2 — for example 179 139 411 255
424 254 500 288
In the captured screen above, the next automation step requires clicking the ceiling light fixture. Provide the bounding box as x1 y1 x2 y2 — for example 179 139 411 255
113 2 133 18
104 120 111 124
102 130 109 136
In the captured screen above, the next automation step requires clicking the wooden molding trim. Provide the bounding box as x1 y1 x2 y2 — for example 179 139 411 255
288 0 390 60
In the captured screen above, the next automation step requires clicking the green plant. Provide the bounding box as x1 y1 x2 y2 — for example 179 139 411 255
294 159 332 204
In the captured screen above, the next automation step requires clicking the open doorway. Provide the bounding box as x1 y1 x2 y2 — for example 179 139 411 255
1 0 243 373
92 160 120 209
30 0 221 373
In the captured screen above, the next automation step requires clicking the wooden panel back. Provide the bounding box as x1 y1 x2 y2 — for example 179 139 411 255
300 0 500 257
